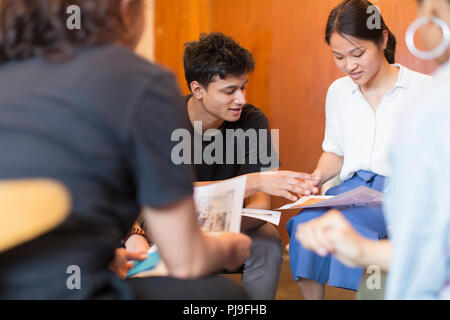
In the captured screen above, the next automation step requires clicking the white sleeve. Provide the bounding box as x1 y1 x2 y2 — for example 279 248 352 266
322 84 344 156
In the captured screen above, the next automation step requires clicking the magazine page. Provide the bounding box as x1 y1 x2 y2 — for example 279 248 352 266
194 176 247 234
277 186 384 210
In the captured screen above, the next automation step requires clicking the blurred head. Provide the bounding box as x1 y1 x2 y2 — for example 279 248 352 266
325 0 397 86
0 0 145 63
183 32 255 122
415 0 450 64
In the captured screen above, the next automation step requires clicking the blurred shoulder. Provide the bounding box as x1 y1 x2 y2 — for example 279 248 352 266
76 44 176 86
396 63 450 148
401 64 433 84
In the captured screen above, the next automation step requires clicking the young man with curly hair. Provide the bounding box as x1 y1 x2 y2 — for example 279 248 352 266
182 33 306 300
125 32 320 299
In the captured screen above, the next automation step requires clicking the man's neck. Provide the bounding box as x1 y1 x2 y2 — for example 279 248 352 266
187 96 224 132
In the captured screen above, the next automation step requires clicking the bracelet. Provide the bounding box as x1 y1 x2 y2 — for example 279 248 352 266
123 227 147 244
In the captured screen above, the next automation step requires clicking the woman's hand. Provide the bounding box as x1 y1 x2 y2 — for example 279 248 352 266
109 248 148 279
249 170 320 202
296 210 368 268
299 169 323 197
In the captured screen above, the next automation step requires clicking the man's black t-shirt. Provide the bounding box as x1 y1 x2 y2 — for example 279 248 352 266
183 95 279 182
0 45 194 299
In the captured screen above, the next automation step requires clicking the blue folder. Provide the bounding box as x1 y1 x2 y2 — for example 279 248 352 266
125 250 161 279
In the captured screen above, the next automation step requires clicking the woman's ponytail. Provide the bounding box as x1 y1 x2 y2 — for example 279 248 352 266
384 29 397 64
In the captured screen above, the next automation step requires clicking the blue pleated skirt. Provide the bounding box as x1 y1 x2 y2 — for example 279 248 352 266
286 170 387 291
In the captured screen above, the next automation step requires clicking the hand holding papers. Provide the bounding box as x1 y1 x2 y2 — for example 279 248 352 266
127 177 248 278
277 186 384 210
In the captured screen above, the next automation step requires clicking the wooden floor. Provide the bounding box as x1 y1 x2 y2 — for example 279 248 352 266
224 254 356 300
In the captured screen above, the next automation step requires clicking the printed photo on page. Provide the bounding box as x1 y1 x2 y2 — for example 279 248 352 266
194 176 247 234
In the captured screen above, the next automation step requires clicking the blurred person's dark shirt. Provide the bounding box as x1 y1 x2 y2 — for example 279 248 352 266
0 44 194 299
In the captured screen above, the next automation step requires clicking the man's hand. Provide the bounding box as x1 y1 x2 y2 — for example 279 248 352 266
296 210 368 268
251 170 320 202
218 232 252 272
109 248 148 279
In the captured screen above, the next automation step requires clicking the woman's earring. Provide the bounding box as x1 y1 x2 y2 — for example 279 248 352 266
406 16 450 60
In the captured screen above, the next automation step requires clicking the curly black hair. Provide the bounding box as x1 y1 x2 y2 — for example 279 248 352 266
0 0 142 63
183 32 255 91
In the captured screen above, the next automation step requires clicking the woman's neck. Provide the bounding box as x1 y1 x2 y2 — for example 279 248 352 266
361 60 399 94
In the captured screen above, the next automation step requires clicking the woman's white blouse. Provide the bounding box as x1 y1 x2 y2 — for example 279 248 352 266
322 64 432 181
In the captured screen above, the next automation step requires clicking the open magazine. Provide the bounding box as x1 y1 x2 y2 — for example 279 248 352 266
194 176 247 234
126 176 249 278
277 186 384 210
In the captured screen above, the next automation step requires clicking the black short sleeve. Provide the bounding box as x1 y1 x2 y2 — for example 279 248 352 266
126 73 194 208
239 108 281 175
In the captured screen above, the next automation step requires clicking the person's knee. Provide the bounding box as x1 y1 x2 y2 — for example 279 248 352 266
287 209 325 236
247 223 282 264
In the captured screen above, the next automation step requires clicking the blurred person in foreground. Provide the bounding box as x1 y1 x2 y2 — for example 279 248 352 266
0 0 251 299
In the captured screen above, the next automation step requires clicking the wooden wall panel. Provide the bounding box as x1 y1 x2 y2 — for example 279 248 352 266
209 0 273 117
379 0 439 74
154 0 210 91
269 0 343 236
154 0 436 247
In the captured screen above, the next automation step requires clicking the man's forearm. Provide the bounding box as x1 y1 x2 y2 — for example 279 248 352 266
195 173 261 199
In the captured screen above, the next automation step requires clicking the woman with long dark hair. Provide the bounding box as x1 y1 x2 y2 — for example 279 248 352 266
287 0 432 299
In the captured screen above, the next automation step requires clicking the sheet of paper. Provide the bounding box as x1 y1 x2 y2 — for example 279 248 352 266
277 186 384 210
241 208 281 226
277 196 334 210
194 176 247 233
